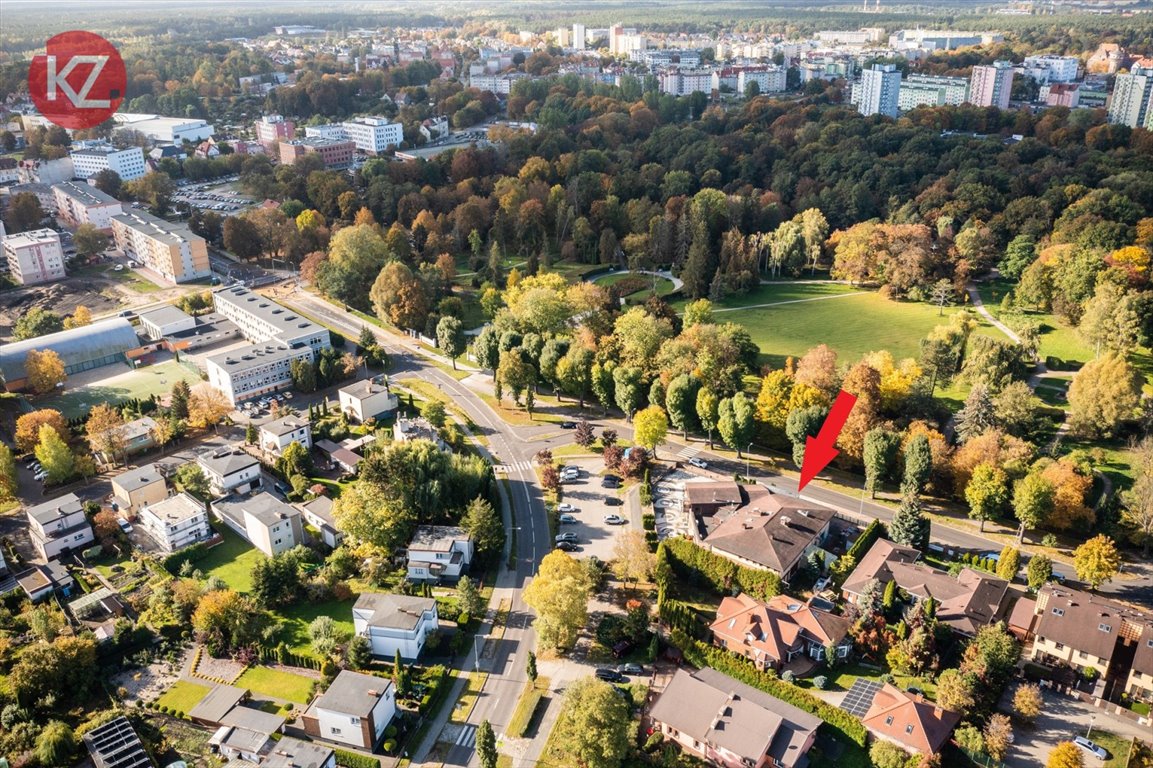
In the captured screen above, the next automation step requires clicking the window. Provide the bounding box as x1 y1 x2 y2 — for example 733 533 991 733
905 725 915 735
1079 651 1088 659
1099 624 1112 633
885 716 894 726
1052 608 1065 616
1055 642 1064 651
330 728 342 735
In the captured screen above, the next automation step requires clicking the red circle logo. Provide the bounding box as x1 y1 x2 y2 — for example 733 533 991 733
28 31 126 130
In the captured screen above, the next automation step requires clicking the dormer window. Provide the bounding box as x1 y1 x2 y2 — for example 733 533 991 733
1098 624 1111 633
885 716 894 726
905 725 915 734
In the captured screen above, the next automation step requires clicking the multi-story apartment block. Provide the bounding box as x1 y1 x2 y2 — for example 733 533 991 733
212 285 330 352
468 73 527 95
138 493 212 553
572 23 586 50
278 138 354 169
207 342 315 405
340 117 404 154
214 493 303 557
660 69 715 96
303 124 349 141
856 64 902 118
968 61 1015 109
2 228 66 285
52 181 124 232
254 114 295 151
1043 83 1081 108
1108 66 1153 128
735 67 788 94
70 143 147 181
1020 55 1079 83
27 493 95 560
109 211 211 284
898 75 969 111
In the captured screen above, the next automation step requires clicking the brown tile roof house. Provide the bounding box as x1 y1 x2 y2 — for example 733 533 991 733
842 539 1009 636
710 593 852 670
697 484 835 581
861 683 961 755
648 667 821 768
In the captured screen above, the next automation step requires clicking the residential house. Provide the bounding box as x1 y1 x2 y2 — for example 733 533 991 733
111 463 169 514
83 717 155 768
1030 584 1153 702
710 593 852 670
17 561 76 603
302 670 396 750
861 684 961 755
407 526 473 583
842 539 1009 636
393 416 445 449
259 416 312 455
648 666 821 768
693 484 834 583
137 493 212 553
113 416 159 459
262 738 335 768
26 493 95 560
338 378 398 423
352 592 439 660
197 449 263 495
296 496 343 548
315 439 364 475
214 493 303 557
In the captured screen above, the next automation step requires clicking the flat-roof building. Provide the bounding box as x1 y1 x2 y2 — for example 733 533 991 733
113 113 215 144
138 492 212 553
110 210 210 284
137 304 196 340
2 228 66 285
53 180 124 231
278 137 354 169
70 143 147 181
255 114 295 151
341 116 403 154
0 317 141 391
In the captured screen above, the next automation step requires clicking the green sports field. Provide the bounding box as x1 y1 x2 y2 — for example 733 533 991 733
40 359 203 419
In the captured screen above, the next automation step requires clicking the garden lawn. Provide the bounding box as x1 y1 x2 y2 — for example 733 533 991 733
235 666 316 705
1092 731 1133 768
155 680 212 715
593 271 677 298
683 282 998 369
277 597 358 660
197 525 266 593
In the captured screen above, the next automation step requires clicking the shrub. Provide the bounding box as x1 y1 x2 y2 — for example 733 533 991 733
161 542 210 575
335 749 378 768
644 732 664 753
781 670 795 683
813 675 828 690
670 629 868 747
658 538 780 602
1041 533 1058 548
643 514 656 531
383 739 397 754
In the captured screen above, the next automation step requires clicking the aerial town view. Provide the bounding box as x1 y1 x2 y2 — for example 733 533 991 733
0 1 1152 767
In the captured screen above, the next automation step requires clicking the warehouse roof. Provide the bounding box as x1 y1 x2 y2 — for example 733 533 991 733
0 317 140 382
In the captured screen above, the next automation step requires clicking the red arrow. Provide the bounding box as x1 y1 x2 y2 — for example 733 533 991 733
798 389 858 492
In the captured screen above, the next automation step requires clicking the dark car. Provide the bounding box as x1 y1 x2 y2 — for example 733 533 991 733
555 541 578 552
617 663 645 676
601 475 621 488
611 640 634 658
560 421 577 429
604 497 623 506
595 668 627 683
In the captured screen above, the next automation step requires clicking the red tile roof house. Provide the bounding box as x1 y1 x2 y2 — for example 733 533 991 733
842 539 1010 636
688 482 836 583
648 666 822 768
710 593 853 671
861 683 961 755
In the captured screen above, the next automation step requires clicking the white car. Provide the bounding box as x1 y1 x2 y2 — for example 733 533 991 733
603 514 627 525
118 518 134 534
113 264 124 271
1074 737 1107 760
34 471 48 481
555 532 578 543
557 503 577 513
687 457 708 469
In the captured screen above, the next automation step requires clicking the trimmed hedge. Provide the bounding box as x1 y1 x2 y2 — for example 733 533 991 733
334 749 377 768
658 538 780 602
846 519 886 564
418 664 451 715
670 629 868 747
161 542 209 575
659 599 707 639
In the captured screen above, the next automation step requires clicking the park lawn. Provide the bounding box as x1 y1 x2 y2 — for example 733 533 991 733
156 680 212 715
197 525 266 593
593 271 677 298
40 360 202 419
235 666 316 705
690 282 997 368
278 597 358 660
1092 731 1133 768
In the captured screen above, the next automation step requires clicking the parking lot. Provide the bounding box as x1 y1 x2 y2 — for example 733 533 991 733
173 177 255 215
554 457 635 562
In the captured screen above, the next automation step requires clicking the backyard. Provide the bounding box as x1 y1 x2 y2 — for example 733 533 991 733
278 596 358 660
196 525 266 593
234 665 317 705
155 680 212 715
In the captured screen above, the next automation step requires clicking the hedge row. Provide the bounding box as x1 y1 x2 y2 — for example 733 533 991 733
670 629 869 747
659 599 707 639
418 664 451 715
846 520 886 564
334 749 378 768
257 645 323 671
161 542 209 575
658 538 780 602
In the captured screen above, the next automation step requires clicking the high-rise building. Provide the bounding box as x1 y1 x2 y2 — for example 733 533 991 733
109 211 211 284
898 75 968 111
254 114 295 151
608 24 623 54
69 143 147 181
1108 66 1153 128
52 181 124 232
340 116 404 154
1021 55 1079 83
553 27 571 47
856 64 902 118
968 61 1015 109
2 228 66 285
572 23 586 50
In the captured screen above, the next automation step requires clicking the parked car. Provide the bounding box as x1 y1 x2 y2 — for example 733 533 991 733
561 468 580 479
601 475 621 488
687 457 708 469
555 532 578 543
557 503 577 512
558 514 577 524
118 518 134 534
617 663 645 676
594 668 627 683
604 514 627 525
1074 737 1107 760
555 541 578 552
560 421 577 429
604 497 623 506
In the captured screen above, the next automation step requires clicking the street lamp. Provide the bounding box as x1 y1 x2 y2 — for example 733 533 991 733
474 633 484 672
1086 715 1095 739
745 443 754 481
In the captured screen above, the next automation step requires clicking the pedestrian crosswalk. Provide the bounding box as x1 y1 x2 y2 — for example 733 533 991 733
455 724 477 748
675 444 700 460
493 460 534 473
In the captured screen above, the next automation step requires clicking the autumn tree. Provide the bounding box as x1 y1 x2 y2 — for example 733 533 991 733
1027 554 1053 590
983 714 1014 763
15 409 68 453
1067 353 1142 438
1012 683 1043 723
523 550 594 650
1047 743 1085 768
1073 534 1121 590
86 403 126 466
35 424 75 483
371 261 430 330
0 444 16 501
25 348 67 394
187 383 232 429
837 361 881 463
1013 473 1054 534
696 387 720 448
936 668 976 714
966 463 1008 532
633 405 669 457
611 530 655 591
63 305 94 329
192 589 270 656
73 224 109 259
794 344 839 399
553 678 633 768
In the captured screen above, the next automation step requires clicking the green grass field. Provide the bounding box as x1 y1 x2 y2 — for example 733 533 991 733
278 597 358 660
235 666 316 704
155 680 212 715
694 282 996 368
41 359 203 419
197 525 266 593
593 271 677 299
